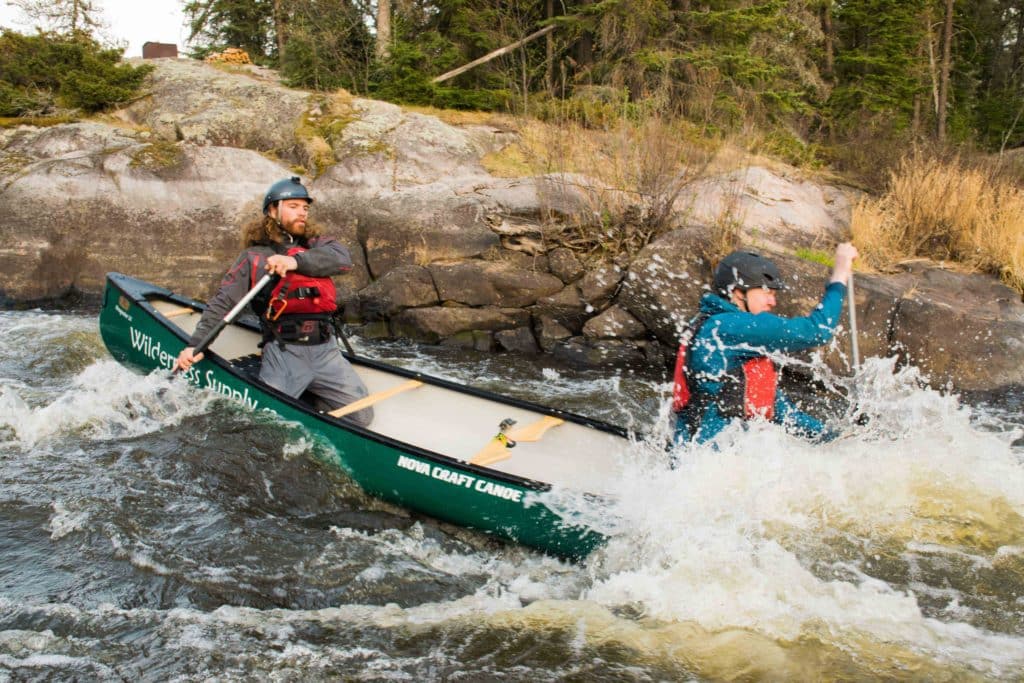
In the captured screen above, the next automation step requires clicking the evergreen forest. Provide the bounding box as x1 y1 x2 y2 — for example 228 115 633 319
179 1 1024 178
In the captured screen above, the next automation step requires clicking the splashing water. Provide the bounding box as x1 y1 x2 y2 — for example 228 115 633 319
579 356 1024 678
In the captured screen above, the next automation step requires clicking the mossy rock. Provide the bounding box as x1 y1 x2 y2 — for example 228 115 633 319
129 140 186 173
0 115 78 129
0 151 33 175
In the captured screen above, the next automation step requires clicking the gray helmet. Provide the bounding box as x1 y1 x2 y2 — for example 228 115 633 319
262 176 313 215
713 250 785 294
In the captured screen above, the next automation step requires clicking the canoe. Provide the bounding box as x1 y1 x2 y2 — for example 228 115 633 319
98 273 632 559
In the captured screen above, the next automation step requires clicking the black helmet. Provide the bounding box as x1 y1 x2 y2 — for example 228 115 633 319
262 176 313 215
713 250 785 294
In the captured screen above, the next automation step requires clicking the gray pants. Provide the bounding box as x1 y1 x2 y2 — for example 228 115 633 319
260 340 373 427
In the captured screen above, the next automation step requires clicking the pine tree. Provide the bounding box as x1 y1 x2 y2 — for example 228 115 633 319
184 0 276 62
828 0 931 123
6 0 105 36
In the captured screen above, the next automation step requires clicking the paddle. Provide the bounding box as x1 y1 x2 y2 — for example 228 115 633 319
175 273 274 373
848 273 861 370
335 319 356 355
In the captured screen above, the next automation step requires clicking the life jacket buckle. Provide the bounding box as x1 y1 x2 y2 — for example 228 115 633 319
267 297 288 321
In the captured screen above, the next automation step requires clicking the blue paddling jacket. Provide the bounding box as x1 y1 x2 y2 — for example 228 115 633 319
674 282 847 444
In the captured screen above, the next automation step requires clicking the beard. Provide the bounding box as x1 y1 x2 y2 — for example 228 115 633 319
281 215 307 235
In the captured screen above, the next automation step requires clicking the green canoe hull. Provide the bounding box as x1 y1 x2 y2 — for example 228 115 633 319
98 273 614 559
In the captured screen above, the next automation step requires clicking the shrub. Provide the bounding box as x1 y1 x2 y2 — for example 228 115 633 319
368 39 508 111
0 29 153 116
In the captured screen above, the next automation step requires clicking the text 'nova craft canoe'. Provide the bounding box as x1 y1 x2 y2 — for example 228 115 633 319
99 273 633 559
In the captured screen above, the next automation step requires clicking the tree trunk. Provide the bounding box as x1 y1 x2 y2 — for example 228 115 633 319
432 24 556 83
937 0 954 142
376 0 392 60
1011 1 1024 83
821 1 834 80
273 0 286 62
545 0 554 94
577 0 594 70
926 11 939 117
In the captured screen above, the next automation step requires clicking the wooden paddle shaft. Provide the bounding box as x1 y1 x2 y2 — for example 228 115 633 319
848 274 860 369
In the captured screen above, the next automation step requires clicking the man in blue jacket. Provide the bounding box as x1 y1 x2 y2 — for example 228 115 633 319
672 242 858 444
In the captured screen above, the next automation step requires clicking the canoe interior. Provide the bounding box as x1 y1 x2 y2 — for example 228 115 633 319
150 298 630 496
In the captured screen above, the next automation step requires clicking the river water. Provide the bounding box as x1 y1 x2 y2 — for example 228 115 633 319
1 309 1022 681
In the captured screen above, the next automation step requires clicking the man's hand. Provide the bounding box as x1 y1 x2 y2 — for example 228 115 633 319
266 254 298 276
830 242 859 284
173 346 204 372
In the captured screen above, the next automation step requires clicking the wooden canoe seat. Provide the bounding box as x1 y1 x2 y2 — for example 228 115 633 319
328 379 423 418
469 415 565 466
162 306 198 318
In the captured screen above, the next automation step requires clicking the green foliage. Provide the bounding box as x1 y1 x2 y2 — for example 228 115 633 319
369 38 508 110
828 0 930 123
0 29 152 116
12 0 1013 172
756 129 823 168
973 90 1024 150
183 0 276 64
794 247 834 267
279 0 372 91
530 86 651 128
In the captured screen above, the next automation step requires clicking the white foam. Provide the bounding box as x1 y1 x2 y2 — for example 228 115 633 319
47 501 90 540
0 360 216 448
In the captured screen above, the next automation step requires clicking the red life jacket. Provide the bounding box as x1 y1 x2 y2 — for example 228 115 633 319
673 319 778 420
739 357 777 420
251 247 337 321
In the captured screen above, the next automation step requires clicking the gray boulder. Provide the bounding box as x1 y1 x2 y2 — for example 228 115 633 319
618 228 712 342
122 59 310 155
1 126 288 302
495 327 541 354
679 166 853 250
548 247 585 283
429 261 563 307
582 305 647 339
534 315 574 351
355 265 438 319
579 263 625 308
551 337 648 367
889 265 1024 391
529 284 587 333
390 306 530 343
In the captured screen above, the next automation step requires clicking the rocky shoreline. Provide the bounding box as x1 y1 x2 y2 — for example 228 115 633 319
2 59 1022 392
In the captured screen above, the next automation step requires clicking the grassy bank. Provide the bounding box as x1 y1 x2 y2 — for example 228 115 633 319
853 154 1024 295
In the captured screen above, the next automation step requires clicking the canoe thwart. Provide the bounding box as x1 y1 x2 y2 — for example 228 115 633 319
507 415 564 442
161 306 198 318
469 439 514 466
328 379 423 418
469 415 565 466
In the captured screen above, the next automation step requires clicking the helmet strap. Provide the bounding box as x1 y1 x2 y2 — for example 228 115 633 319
731 288 749 312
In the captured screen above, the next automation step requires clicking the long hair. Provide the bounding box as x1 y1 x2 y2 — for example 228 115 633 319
240 215 323 248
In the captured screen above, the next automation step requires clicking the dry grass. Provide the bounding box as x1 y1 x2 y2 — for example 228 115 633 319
401 104 516 129
852 153 1024 294
481 116 723 261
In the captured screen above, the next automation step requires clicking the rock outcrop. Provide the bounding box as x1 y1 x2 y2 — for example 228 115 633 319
2 58 1022 393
